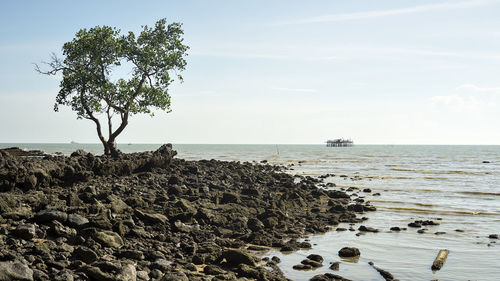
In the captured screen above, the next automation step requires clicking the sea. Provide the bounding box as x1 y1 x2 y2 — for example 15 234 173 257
1 143 499 281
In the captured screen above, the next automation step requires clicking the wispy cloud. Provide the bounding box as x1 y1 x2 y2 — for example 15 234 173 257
456 84 500 93
429 83 499 112
273 87 317 93
274 0 500 25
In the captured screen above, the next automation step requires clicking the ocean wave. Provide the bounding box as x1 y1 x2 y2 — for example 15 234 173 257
377 206 498 216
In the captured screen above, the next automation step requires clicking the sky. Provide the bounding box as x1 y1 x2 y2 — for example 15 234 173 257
1 0 500 144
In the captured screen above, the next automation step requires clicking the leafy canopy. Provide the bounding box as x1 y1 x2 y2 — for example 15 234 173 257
48 18 188 118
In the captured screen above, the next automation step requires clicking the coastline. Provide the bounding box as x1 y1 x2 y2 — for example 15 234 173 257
0 145 375 281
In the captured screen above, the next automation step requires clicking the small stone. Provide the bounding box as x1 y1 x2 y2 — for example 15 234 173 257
489 234 499 239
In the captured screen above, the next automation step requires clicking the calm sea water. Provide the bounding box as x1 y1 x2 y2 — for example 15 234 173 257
1 143 499 281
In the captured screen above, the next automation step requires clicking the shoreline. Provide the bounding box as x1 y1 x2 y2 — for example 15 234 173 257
0 145 376 281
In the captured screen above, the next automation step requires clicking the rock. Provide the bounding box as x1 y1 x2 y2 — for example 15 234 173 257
109 196 130 214
204 265 226 275
307 254 324 263
134 209 167 225
136 271 149 281
222 249 256 266
358 225 379 233
117 264 136 281
52 221 77 238
271 256 281 263
160 271 188 281
32 269 49 281
293 264 312 270
390 227 401 231
408 222 421 228
118 250 144 260
72 246 98 264
173 221 191 233
488 234 499 239
67 214 89 229
310 273 353 281
247 218 264 232
54 272 74 281
93 231 123 248
14 224 36 240
81 265 115 281
338 247 360 257
301 259 322 268
70 149 87 157
152 259 172 272
35 209 68 223
221 192 240 204
298 242 312 249
0 261 34 281
329 262 340 270
184 263 197 271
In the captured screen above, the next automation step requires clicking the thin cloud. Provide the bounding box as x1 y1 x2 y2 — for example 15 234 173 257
274 0 500 25
190 50 285 60
273 87 317 93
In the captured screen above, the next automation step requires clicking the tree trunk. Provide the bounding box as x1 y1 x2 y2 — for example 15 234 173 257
105 140 120 158
102 141 111 156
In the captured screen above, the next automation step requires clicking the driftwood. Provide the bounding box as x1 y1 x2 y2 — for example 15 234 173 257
431 249 449 270
368 261 396 281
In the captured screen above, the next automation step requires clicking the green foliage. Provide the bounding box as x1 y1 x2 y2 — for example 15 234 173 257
37 19 188 155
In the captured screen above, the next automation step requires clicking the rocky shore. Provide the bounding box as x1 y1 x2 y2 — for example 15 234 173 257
0 145 376 281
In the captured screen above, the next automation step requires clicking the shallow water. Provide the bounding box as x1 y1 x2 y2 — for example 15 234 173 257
2 143 499 280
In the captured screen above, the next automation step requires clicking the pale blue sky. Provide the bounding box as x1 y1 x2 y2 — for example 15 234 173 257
1 0 500 144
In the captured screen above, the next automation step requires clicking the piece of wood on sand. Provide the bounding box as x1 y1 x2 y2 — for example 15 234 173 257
431 249 449 271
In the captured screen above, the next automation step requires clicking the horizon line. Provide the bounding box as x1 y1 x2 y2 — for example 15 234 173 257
1 142 499 146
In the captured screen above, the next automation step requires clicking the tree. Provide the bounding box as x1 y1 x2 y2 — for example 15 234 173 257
36 19 188 156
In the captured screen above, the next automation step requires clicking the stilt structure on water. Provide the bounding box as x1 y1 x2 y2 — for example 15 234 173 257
326 138 353 147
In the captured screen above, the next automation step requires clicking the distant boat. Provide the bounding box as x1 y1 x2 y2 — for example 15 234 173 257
70 141 78 144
